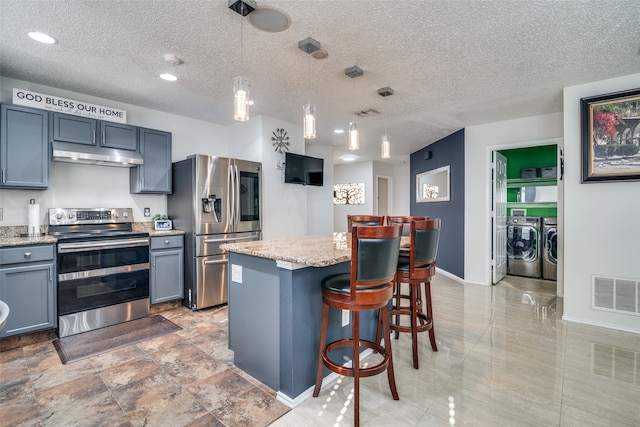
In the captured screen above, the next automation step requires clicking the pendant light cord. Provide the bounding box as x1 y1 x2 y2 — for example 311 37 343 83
240 3 244 76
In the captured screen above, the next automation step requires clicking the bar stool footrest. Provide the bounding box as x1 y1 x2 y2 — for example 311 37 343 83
322 338 391 378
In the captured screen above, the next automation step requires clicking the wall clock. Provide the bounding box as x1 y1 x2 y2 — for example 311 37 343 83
271 128 290 154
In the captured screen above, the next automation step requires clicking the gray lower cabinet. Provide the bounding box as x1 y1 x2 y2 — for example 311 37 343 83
0 245 56 338
0 104 49 189
130 128 172 194
150 235 184 304
51 112 137 150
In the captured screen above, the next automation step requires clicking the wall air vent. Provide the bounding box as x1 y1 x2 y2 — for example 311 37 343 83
592 275 640 316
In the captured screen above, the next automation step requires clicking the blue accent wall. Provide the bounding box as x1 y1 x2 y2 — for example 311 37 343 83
410 129 465 278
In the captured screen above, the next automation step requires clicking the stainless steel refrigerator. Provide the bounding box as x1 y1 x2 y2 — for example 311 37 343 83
167 154 262 310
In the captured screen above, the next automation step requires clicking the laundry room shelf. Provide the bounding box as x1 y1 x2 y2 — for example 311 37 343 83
506 178 557 188
507 202 557 209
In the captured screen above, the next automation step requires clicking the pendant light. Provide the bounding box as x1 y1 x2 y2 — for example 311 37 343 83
378 87 393 159
345 66 363 151
299 37 321 140
229 1 256 121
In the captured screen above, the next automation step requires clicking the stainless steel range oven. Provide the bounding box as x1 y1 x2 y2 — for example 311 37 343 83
49 208 150 337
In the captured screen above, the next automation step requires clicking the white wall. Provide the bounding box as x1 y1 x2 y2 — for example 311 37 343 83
464 113 564 285
392 163 410 215
257 116 306 240
305 144 334 235
563 73 640 333
333 161 374 232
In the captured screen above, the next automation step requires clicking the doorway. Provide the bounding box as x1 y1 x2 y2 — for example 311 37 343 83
489 139 563 296
376 175 391 217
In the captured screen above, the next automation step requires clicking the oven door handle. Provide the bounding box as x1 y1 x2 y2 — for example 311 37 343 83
57 238 150 253
58 263 150 282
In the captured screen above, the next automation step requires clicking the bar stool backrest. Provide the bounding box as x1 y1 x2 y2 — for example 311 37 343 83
352 225 401 294
412 218 441 269
386 216 428 236
347 215 384 231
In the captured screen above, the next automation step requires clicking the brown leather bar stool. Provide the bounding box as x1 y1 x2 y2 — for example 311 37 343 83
313 225 402 427
389 218 441 369
386 215 428 235
347 215 384 230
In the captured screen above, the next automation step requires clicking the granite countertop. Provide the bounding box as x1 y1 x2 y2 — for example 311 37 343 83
221 233 352 267
0 234 58 248
0 224 185 248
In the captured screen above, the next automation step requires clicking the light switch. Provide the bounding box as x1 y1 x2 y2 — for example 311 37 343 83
231 264 242 284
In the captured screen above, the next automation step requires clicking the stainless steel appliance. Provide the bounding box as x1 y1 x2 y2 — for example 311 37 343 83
167 155 262 310
506 216 542 278
48 208 150 337
542 217 558 281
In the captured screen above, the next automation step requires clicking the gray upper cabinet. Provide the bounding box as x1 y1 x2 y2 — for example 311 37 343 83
130 127 172 193
52 112 137 150
0 104 49 189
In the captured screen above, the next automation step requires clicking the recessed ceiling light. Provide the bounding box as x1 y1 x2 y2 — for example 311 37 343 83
28 32 57 44
160 73 178 82
340 154 358 162
334 129 345 134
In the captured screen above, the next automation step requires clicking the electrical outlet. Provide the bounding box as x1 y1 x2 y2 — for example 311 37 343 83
276 161 285 170
144 207 151 217
342 309 350 327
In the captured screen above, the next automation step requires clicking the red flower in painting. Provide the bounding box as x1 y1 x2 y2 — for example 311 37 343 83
593 112 622 143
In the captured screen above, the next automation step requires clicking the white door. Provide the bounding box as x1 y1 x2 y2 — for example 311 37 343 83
492 151 508 284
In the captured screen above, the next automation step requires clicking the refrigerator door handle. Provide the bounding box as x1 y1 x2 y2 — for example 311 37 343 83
228 164 235 228
203 235 258 244
234 164 240 226
204 259 228 265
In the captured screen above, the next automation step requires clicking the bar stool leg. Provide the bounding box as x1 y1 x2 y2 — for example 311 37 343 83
425 280 438 352
393 281 400 339
352 311 361 427
380 304 399 400
411 282 420 369
313 303 330 397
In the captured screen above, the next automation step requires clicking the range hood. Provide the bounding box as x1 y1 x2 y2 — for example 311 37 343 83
51 141 143 167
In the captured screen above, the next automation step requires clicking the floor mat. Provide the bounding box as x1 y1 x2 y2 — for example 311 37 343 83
53 315 181 364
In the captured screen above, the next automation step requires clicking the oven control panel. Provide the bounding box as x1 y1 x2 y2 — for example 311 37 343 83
49 208 133 225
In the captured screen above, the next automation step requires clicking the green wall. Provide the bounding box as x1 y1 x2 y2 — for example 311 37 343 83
500 145 558 218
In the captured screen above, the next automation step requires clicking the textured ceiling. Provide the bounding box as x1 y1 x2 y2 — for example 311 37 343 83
1 0 639 164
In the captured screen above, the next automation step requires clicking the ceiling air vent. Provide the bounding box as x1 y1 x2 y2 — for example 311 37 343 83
354 108 380 117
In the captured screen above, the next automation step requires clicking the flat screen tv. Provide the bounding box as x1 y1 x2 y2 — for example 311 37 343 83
284 152 324 186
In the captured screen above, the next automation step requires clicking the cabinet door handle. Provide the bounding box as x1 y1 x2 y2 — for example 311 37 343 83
165 240 170 245
1 168 5 184
102 131 106 146
24 252 32 259
49 265 53 282
92 130 96 144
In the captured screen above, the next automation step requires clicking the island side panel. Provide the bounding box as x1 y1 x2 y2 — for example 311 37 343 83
228 252 280 391
278 262 379 399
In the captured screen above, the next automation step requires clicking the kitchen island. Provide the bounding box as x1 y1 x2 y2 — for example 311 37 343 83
221 233 380 406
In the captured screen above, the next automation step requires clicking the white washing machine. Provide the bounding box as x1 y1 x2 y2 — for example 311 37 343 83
506 216 541 278
542 217 558 281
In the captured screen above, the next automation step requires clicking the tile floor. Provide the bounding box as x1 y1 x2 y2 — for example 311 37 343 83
2 273 640 426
